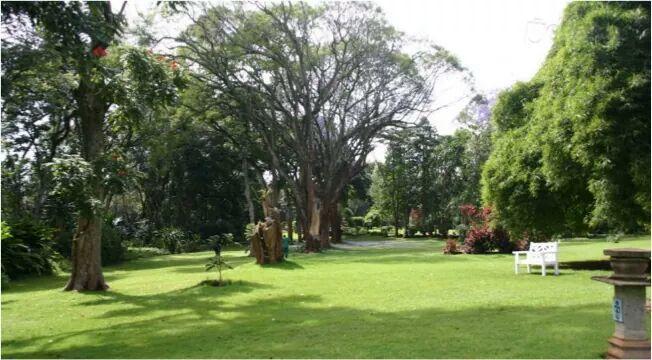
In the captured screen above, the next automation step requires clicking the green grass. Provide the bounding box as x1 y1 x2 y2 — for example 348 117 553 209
2 235 650 358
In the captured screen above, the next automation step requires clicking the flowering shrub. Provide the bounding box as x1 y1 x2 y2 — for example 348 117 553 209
463 225 493 254
458 204 514 254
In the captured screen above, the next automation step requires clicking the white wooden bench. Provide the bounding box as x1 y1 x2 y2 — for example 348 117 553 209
513 242 559 276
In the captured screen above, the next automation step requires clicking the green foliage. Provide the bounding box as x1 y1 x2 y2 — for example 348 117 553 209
370 115 491 235
484 2 650 236
124 247 170 261
101 218 127 266
46 155 98 215
138 102 248 241
364 209 383 228
0 218 57 280
205 254 233 283
154 227 189 254
349 216 365 228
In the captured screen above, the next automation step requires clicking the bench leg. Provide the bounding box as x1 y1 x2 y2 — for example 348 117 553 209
554 262 559 275
541 263 547 276
527 264 531 274
514 257 519 274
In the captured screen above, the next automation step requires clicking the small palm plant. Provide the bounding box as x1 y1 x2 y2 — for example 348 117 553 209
205 243 233 285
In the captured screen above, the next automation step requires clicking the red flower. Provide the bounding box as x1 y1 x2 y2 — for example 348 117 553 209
92 45 108 58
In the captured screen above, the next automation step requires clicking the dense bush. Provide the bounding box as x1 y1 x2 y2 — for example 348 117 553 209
101 218 128 265
459 204 516 254
349 216 365 227
492 227 513 253
153 227 220 253
1 218 58 280
154 227 188 253
364 210 382 228
125 247 170 261
463 225 493 254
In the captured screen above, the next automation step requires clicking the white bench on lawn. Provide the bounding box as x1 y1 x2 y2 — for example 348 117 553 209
513 241 559 276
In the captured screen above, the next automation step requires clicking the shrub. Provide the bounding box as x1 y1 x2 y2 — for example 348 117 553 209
357 227 368 235
458 204 515 254
1 270 9 287
350 216 365 227
455 223 468 241
443 239 461 254
207 233 235 250
125 247 170 261
102 218 127 265
463 225 493 254
183 233 205 253
154 227 187 253
1 218 57 279
364 210 382 228
133 219 155 247
491 227 513 253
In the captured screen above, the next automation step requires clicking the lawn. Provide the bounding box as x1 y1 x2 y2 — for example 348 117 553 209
2 235 650 358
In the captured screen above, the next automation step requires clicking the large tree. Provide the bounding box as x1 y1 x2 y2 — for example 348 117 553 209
171 1 464 249
2 2 177 290
483 1 650 237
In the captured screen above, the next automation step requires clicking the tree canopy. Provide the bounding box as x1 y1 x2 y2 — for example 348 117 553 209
483 1 650 237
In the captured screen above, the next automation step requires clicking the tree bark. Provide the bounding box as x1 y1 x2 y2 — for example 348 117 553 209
295 211 302 242
302 167 321 251
243 158 256 224
65 74 108 291
332 201 343 243
318 202 331 249
287 207 293 242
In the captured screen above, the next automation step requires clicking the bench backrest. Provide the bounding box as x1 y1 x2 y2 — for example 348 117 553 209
526 241 558 262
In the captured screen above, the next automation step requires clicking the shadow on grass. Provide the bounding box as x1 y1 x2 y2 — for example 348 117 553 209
69 280 274 320
2 292 611 359
560 259 649 272
2 273 126 294
561 260 612 271
172 256 254 274
259 260 304 270
116 255 213 272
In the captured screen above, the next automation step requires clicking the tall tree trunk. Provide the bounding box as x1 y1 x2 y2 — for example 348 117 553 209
65 75 108 291
302 166 321 251
287 207 293 242
295 210 302 242
318 202 331 249
306 197 321 251
404 208 410 238
332 201 343 243
393 202 400 238
242 158 255 224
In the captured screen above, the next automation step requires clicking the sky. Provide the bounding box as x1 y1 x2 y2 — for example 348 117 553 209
122 0 570 161
374 0 568 133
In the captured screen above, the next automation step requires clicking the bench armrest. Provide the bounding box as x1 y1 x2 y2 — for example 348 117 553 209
512 251 528 255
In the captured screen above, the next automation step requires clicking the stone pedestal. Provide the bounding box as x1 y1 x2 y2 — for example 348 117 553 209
592 248 651 360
